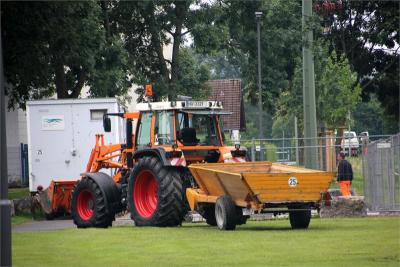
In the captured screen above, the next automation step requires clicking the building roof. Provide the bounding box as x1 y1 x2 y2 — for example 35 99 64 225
208 79 245 131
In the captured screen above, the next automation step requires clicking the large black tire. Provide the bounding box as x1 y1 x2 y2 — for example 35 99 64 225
215 196 237 230
128 157 184 226
289 208 311 229
71 178 114 228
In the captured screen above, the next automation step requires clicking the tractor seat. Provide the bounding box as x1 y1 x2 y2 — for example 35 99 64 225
179 128 200 146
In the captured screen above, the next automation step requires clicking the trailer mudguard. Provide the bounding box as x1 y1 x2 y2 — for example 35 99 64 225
132 147 170 166
81 172 122 214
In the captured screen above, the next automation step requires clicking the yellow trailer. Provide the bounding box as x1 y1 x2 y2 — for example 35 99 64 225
186 161 334 230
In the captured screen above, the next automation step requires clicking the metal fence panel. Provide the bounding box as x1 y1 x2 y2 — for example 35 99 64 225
363 134 400 211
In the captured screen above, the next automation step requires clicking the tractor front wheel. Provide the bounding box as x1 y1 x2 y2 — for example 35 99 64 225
128 157 184 226
71 178 113 228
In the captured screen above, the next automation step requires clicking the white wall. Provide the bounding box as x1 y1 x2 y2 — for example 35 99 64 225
5 97 27 183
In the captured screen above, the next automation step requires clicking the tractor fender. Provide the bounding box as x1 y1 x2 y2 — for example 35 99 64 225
132 147 170 166
80 172 122 214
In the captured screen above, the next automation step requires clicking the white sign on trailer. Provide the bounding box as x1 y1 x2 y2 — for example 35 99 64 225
41 115 65 131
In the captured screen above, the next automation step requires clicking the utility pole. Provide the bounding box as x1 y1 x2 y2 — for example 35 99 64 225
302 0 319 169
0 16 13 266
255 11 263 140
294 116 299 165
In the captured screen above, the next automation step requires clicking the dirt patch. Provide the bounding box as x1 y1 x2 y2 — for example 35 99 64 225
320 196 367 218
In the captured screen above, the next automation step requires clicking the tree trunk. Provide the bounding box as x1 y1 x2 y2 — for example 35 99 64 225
100 0 111 42
148 4 169 80
69 68 86 98
55 60 67 99
170 1 188 83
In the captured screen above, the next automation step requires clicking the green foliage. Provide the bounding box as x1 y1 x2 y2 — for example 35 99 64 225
2 1 131 108
219 0 302 113
134 48 211 102
111 1 213 101
274 49 362 134
8 188 29 200
318 52 362 128
352 96 399 135
88 37 131 98
241 103 273 139
321 0 399 123
173 48 211 100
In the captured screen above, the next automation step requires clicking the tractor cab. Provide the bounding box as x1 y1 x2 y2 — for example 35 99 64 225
133 101 244 164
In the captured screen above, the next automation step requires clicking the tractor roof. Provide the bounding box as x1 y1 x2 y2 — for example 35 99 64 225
136 101 224 112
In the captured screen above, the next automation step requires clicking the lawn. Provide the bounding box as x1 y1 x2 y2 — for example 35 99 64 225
8 187 30 200
12 217 400 267
11 212 34 226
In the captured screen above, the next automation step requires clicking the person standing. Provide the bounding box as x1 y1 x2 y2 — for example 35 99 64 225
337 152 353 197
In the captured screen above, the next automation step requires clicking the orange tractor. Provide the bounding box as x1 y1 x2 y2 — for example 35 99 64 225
70 100 250 228
42 99 333 230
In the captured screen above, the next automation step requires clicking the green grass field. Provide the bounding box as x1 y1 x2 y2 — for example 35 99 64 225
8 187 30 200
12 217 399 267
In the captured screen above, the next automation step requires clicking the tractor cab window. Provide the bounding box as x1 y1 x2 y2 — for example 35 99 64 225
137 112 152 146
176 112 221 146
154 111 174 145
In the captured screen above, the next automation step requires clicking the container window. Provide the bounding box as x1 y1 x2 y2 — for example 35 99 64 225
90 109 107 120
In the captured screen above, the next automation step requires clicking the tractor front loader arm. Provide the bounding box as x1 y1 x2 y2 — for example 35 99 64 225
85 134 125 179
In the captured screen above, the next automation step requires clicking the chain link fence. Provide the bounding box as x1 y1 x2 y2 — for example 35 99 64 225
239 133 399 211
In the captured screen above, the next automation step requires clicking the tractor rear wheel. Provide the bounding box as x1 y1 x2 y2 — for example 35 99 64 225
215 196 237 230
289 208 311 229
71 178 114 228
128 157 184 226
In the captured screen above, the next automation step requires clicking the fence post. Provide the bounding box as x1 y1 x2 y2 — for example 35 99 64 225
20 143 24 184
294 116 299 165
251 138 255 162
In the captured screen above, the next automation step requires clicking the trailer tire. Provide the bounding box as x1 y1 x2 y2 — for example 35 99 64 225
71 178 113 228
128 157 184 226
289 208 311 229
215 196 237 230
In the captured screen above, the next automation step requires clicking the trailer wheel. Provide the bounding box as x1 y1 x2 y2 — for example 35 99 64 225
71 178 113 228
215 196 237 230
128 157 184 226
289 208 311 229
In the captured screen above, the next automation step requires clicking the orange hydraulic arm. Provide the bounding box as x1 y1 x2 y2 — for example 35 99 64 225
85 111 140 183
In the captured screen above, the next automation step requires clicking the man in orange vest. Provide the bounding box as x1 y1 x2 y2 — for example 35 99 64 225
337 152 353 197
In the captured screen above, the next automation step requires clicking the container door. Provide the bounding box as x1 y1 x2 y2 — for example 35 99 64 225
28 104 75 191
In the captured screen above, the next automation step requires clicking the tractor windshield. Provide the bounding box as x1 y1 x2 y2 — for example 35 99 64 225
176 111 222 146
154 111 175 145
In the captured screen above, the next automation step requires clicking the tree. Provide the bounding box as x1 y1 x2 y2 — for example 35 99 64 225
315 0 399 124
353 96 398 135
134 48 211 102
215 0 302 114
274 48 361 135
318 52 362 128
2 1 131 108
110 0 218 100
